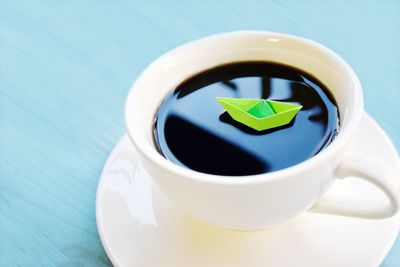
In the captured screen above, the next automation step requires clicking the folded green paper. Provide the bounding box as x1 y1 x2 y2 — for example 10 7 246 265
216 97 302 131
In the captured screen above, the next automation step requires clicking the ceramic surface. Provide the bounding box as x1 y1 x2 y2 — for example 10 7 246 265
97 114 400 267
125 31 399 229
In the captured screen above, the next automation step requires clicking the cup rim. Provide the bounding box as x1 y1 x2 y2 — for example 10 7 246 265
125 30 363 185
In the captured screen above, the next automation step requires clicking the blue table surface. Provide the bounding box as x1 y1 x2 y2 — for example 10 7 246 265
1 1 399 266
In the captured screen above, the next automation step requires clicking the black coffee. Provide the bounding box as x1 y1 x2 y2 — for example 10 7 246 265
153 62 339 176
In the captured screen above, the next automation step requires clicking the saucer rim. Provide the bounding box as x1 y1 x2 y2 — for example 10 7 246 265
96 112 400 267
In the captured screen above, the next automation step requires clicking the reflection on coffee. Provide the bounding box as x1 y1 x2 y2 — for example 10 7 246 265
153 62 339 176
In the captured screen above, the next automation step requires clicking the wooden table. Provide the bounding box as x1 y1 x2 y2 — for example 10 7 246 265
1 1 399 266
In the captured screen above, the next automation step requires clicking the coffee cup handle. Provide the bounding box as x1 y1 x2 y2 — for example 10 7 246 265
311 152 400 219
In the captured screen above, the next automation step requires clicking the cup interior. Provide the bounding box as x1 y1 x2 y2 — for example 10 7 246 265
125 31 363 180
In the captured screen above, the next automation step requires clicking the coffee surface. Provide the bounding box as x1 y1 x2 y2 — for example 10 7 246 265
153 62 339 176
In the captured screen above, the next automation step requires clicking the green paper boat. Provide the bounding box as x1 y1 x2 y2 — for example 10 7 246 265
217 97 302 131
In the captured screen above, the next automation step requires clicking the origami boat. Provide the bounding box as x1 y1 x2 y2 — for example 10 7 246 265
216 97 302 131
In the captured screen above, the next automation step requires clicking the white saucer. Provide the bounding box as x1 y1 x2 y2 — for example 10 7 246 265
96 113 400 267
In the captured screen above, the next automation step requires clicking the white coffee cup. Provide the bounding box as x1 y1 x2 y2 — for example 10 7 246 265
125 31 399 230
